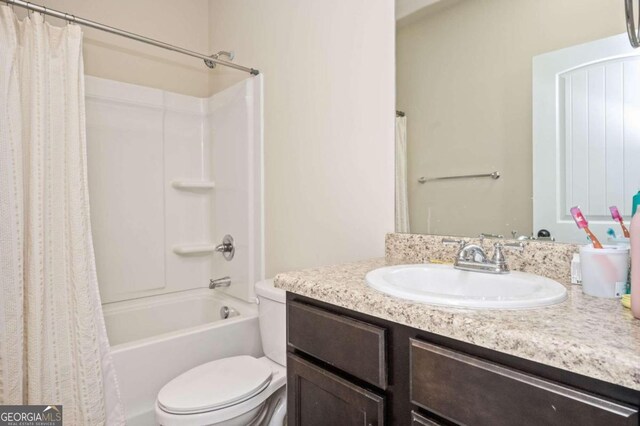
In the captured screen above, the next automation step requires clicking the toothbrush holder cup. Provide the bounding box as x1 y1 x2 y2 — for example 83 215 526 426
579 245 630 298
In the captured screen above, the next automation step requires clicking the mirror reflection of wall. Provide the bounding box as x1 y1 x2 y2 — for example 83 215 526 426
396 0 636 243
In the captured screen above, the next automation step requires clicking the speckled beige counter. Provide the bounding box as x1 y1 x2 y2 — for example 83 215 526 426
274 258 640 391
386 233 580 284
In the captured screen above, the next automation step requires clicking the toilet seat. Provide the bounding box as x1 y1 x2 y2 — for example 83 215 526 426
155 356 286 426
158 355 272 415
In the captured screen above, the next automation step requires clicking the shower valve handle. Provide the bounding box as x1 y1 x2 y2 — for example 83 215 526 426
215 235 235 261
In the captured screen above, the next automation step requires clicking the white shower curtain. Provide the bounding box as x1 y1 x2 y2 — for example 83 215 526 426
395 116 410 233
0 8 124 425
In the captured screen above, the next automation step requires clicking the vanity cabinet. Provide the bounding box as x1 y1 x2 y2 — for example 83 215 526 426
287 354 385 426
410 339 638 426
286 293 640 426
287 301 387 389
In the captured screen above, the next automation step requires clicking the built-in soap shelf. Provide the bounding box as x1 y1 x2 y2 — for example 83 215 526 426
172 179 215 256
173 244 216 255
171 180 215 190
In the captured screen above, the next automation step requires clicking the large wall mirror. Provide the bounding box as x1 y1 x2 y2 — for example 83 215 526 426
395 0 640 244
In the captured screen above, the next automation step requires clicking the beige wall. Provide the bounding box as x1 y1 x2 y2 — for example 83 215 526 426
28 0 395 277
208 0 396 277
39 0 211 97
397 0 625 238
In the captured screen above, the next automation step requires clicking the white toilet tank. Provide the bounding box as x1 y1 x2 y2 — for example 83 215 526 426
254 280 286 366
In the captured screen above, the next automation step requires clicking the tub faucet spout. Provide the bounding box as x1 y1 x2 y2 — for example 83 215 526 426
209 276 231 289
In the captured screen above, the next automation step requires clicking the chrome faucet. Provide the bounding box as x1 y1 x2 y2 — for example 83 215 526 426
209 276 231 289
215 235 235 261
442 238 524 274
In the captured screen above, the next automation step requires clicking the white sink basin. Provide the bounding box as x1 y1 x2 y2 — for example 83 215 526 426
365 264 567 309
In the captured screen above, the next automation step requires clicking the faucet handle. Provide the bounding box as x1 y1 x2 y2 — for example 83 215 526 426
442 238 465 249
491 242 524 266
492 243 507 264
215 234 235 261
491 242 524 265
492 241 524 251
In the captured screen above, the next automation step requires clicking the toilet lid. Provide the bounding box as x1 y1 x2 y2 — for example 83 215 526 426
157 355 273 414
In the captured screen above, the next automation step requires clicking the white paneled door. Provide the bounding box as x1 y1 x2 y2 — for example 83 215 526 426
533 34 640 244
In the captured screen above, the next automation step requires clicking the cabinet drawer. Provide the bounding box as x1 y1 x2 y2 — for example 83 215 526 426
410 339 638 426
411 411 444 426
288 301 387 389
287 353 384 426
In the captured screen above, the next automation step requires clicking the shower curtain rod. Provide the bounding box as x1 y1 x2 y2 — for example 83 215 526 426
1 0 260 75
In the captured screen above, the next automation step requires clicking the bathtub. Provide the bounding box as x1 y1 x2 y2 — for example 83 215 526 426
103 289 262 426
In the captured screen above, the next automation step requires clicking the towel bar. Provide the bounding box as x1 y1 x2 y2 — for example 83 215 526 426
417 171 500 183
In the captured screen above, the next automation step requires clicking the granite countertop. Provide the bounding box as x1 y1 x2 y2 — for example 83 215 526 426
274 258 640 391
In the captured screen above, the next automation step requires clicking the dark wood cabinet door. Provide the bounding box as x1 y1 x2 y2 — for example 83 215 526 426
287 353 385 426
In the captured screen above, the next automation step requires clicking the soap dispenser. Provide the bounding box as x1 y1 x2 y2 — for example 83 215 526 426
631 191 640 319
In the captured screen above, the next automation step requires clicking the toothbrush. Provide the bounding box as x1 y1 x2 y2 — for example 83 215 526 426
607 228 617 239
570 206 603 249
609 206 630 238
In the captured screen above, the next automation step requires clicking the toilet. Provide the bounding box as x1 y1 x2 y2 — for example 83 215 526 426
155 280 287 426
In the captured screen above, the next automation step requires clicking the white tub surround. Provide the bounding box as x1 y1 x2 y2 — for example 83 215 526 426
85 75 264 304
85 73 265 425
